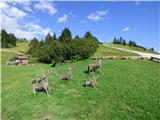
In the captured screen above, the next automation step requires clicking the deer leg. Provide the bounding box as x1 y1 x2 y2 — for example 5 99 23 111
47 87 51 94
88 66 90 73
45 88 49 96
33 89 36 96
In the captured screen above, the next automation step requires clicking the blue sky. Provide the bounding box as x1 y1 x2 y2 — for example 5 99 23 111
0 1 159 51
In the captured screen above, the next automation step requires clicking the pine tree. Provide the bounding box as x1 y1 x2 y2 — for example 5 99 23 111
120 36 123 44
122 39 126 45
1 29 17 48
59 28 72 43
113 37 117 44
45 33 54 43
84 31 93 39
53 32 57 40
74 35 80 40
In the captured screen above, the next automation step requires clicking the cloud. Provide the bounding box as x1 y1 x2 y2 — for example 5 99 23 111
87 10 107 21
135 1 141 6
1 1 52 40
24 23 52 36
10 7 27 18
34 0 57 15
57 14 68 23
11 0 33 12
122 27 130 32
19 1 32 12
69 12 76 17
0 2 27 19
81 20 87 23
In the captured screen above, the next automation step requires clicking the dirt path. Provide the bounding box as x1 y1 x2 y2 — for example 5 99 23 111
104 44 160 59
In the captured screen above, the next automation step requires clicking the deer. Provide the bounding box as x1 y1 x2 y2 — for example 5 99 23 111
32 66 51 96
87 57 103 73
83 76 97 88
60 66 72 81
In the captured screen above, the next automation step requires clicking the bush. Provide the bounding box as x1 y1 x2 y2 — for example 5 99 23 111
28 28 99 65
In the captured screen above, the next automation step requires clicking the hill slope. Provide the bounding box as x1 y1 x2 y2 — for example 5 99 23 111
105 43 160 54
93 44 138 58
1 42 160 119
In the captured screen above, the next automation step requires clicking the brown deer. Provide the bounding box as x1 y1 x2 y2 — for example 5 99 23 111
60 67 72 81
83 76 97 88
88 57 103 73
32 67 51 96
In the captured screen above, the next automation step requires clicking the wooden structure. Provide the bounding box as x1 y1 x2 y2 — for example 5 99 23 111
16 53 28 65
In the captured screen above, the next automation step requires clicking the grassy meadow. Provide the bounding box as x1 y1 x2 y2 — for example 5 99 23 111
93 45 138 57
1 41 30 53
1 48 160 119
106 43 160 55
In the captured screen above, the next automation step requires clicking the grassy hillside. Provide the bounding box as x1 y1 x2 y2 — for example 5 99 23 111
1 41 30 65
106 43 160 54
93 44 138 57
1 40 30 53
2 41 159 119
2 52 159 119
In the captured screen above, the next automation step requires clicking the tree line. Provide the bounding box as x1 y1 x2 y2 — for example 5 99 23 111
1 29 17 48
28 28 99 65
113 36 154 51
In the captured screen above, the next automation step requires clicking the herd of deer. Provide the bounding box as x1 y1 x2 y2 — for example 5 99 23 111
32 58 103 96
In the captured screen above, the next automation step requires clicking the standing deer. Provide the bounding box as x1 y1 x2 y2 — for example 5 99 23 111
88 57 103 73
60 67 72 81
32 68 51 96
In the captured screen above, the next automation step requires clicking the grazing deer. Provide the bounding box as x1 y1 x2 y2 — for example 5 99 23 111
32 67 51 96
83 76 97 88
88 57 103 73
60 67 72 81
7 59 20 65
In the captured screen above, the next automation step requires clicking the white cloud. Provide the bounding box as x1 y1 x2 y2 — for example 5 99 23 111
96 11 107 16
0 1 9 9
122 27 130 32
24 23 52 36
135 1 141 6
34 0 57 15
11 0 33 12
1 1 52 40
87 10 107 21
81 20 87 23
57 14 68 23
10 7 27 18
19 1 32 12
0 2 27 19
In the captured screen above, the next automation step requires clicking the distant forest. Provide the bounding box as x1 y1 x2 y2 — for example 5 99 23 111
1 29 27 48
112 36 154 51
1 29 17 48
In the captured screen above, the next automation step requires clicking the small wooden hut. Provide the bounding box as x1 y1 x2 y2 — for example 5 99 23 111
16 54 28 65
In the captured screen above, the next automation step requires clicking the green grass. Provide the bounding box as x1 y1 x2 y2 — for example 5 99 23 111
1 41 159 119
94 45 138 57
106 43 160 54
1 41 30 53
2 51 160 119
